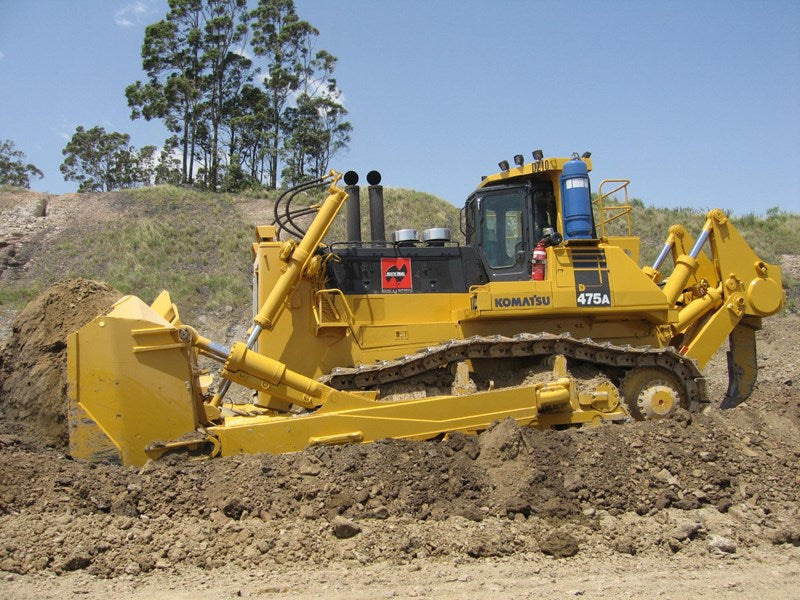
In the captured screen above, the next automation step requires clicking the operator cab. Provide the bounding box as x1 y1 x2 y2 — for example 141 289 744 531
464 154 597 282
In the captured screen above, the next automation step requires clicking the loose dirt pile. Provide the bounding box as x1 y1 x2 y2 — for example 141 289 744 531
0 281 799 595
0 279 121 445
1 401 798 578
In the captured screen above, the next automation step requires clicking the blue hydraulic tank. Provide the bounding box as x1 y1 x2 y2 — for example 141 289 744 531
560 158 595 239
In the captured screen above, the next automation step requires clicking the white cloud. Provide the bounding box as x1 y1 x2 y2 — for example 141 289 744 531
58 120 80 141
234 46 253 61
115 2 149 27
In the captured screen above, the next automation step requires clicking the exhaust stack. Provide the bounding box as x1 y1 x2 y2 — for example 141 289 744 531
367 170 385 242
343 171 361 242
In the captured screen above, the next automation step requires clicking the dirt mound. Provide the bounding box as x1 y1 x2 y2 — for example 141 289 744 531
0 279 121 446
0 372 799 578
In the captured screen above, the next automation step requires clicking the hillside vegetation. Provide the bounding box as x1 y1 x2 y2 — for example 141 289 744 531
0 185 796 321
618 202 800 268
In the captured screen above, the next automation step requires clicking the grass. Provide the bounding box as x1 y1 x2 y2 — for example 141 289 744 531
600 198 800 267
0 284 43 308
1 184 797 318
77 187 252 317
732 208 800 263
3 186 253 319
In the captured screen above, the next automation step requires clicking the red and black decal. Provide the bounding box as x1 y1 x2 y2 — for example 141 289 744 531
381 257 412 292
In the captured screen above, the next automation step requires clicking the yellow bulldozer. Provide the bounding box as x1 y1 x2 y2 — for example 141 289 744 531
67 152 784 466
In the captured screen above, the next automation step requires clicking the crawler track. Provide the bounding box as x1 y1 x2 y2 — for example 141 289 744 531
322 333 707 408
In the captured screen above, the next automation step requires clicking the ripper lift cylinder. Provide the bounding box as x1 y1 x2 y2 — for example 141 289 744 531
662 222 712 306
675 285 723 331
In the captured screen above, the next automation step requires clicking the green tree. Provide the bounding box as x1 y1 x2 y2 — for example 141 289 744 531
127 3 205 185
128 0 350 191
200 0 251 190
254 2 350 185
230 84 274 183
0 140 44 189
154 139 184 184
250 0 319 188
282 93 351 185
60 126 155 192
127 0 251 190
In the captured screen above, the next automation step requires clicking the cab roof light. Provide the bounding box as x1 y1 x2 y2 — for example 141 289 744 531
498 160 510 171
532 149 544 161
513 154 525 167
582 151 592 159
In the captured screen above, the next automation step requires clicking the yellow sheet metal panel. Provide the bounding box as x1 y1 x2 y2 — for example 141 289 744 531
255 225 277 241
705 210 783 317
602 246 670 312
604 236 640 267
364 293 458 323
358 322 462 349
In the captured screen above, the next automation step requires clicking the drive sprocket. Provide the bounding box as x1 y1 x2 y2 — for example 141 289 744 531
620 367 686 420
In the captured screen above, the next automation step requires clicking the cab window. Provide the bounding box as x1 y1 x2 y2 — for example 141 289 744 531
480 190 524 269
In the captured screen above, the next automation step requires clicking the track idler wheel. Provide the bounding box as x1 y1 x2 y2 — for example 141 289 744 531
621 367 686 420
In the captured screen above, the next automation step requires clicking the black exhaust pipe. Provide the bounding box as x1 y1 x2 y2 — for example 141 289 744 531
343 171 361 242
367 170 385 243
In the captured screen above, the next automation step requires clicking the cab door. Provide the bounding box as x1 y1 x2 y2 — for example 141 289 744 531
472 186 531 282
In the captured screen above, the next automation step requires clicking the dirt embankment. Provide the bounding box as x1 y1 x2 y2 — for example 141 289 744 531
0 279 121 446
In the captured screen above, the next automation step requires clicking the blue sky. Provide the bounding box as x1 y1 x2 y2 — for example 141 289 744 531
1 0 798 215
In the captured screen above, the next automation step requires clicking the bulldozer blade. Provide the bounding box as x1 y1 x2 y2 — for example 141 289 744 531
721 319 760 409
67 294 205 465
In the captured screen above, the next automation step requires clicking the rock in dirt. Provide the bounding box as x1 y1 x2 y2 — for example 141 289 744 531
771 527 800 546
670 521 702 542
222 499 248 520
0 278 121 446
540 531 579 558
708 535 737 554
331 516 361 539
57 554 92 573
504 497 532 519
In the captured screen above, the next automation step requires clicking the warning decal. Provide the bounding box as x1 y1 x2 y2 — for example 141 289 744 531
381 257 413 292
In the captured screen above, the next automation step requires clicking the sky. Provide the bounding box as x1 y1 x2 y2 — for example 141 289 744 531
1 0 798 216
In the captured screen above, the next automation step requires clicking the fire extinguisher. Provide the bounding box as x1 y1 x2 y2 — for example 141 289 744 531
531 241 547 281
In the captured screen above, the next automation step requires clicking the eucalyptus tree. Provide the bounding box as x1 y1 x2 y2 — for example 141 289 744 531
127 0 251 189
250 0 322 188
126 0 351 190
60 126 155 192
0 140 43 189
126 0 204 184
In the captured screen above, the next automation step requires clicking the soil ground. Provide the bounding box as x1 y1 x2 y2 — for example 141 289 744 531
0 190 798 598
